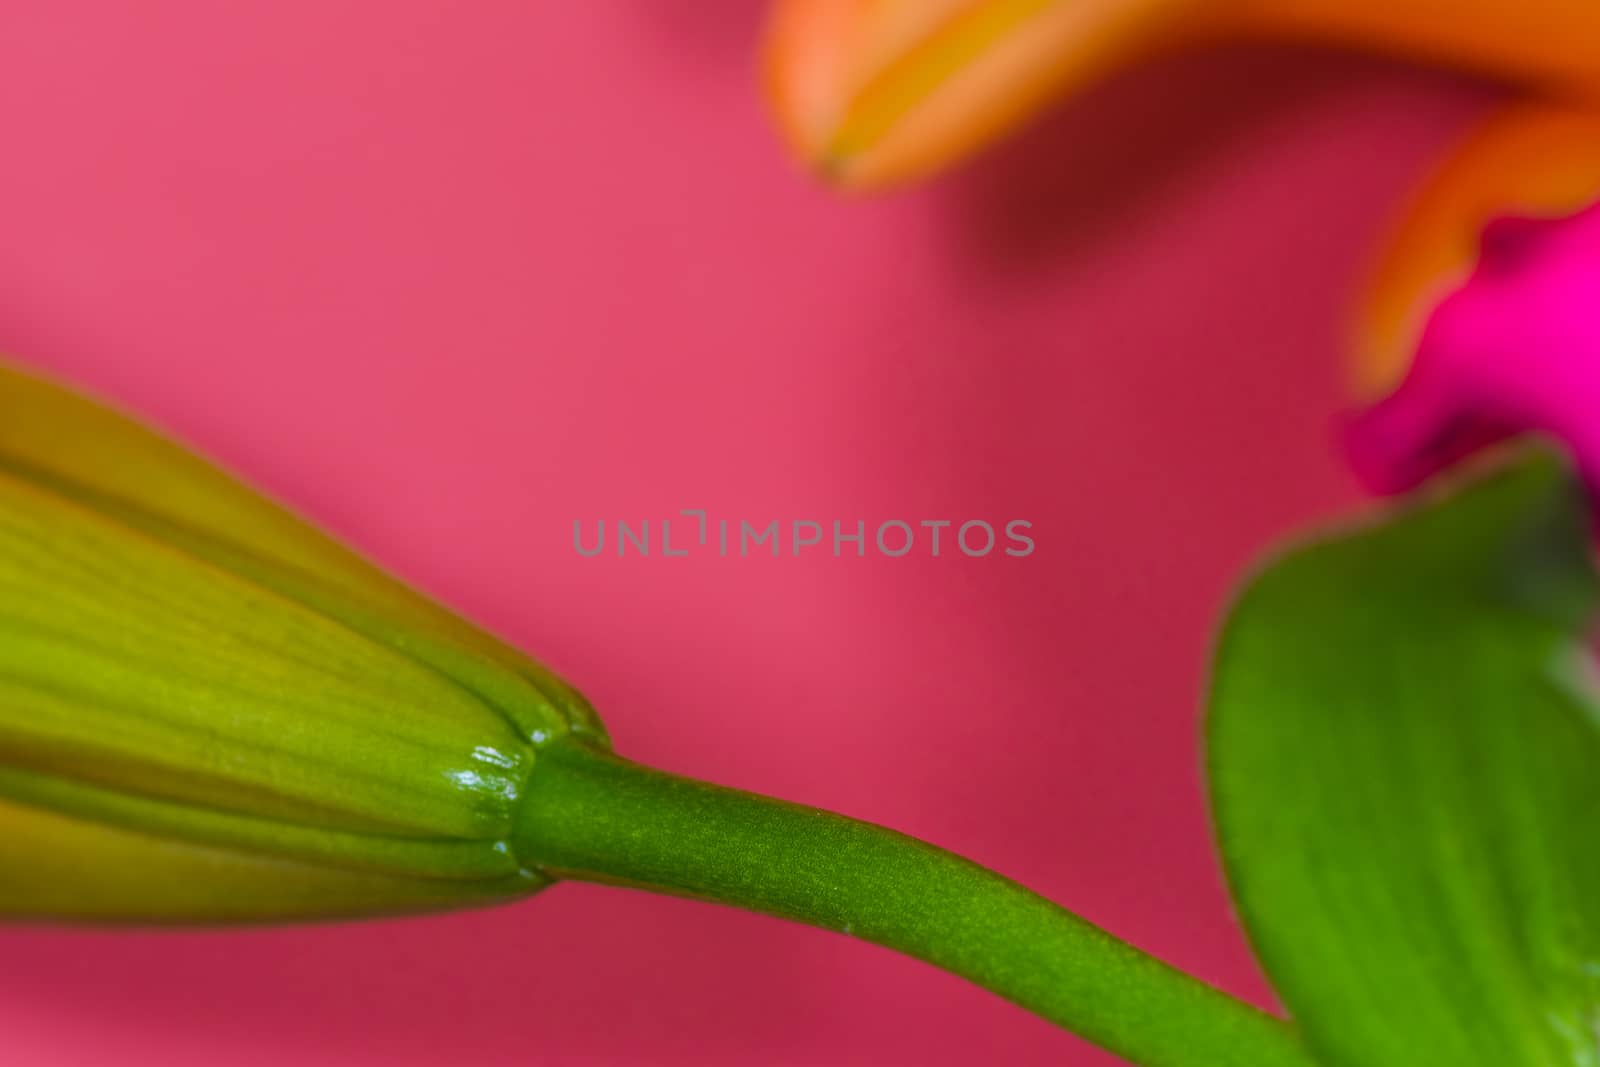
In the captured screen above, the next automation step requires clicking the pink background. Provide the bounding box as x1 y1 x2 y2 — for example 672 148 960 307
0 4 1493 1065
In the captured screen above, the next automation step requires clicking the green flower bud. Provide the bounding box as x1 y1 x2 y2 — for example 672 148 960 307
0 361 606 922
0 363 1339 1067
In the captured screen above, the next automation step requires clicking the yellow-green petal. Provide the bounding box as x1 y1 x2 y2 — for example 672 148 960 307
0 360 602 920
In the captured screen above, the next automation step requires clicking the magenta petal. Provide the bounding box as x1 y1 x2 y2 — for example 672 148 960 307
1345 200 1600 495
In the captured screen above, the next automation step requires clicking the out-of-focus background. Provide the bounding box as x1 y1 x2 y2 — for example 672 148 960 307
0 4 1492 1065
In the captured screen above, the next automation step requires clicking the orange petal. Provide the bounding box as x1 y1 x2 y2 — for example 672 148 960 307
1225 0 1600 96
764 0 1600 192
1355 103 1600 399
762 0 1201 191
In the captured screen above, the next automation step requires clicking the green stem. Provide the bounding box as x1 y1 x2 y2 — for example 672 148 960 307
514 740 1312 1067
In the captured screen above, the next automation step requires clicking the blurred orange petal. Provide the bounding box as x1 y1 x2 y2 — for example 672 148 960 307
763 0 1200 191
763 0 1600 192
1226 0 1600 96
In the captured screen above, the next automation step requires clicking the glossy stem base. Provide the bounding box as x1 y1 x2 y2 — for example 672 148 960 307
514 740 1312 1067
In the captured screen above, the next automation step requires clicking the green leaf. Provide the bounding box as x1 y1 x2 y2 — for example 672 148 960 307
1208 445 1600 1067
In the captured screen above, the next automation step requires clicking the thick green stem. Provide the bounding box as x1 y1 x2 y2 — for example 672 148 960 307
514 740 1312 1067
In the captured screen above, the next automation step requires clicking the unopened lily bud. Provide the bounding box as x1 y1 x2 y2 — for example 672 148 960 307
0 362 607 922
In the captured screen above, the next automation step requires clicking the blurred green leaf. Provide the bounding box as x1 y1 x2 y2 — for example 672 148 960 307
1209 445 1600 1066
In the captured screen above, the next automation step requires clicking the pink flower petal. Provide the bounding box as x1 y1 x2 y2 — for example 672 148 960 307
1346 200 1600 495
